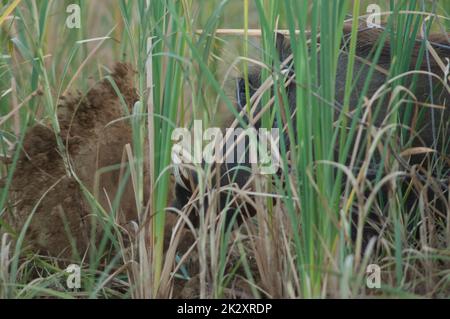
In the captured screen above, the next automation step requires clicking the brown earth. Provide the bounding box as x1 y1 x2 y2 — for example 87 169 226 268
3 62 202 297
6 63 143 259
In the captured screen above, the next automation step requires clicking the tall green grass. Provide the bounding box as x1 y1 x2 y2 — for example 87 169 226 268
0 0 449 298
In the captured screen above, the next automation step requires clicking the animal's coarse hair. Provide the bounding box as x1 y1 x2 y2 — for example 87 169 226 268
171 24 449 242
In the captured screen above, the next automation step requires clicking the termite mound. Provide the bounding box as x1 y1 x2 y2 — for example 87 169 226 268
6 63 140 259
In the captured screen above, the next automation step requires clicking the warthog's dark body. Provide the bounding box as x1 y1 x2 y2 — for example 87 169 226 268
172 26 449 240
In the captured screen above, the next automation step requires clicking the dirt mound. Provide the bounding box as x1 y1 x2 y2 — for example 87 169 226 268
7 63 139 259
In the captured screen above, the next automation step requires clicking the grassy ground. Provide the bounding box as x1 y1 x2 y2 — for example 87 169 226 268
0 0 449 298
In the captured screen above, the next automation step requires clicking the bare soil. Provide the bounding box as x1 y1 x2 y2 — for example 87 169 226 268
7 63 140 258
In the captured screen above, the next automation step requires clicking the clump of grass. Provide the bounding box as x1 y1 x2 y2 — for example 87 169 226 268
0 0 449 299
